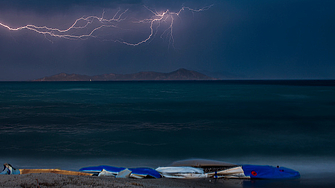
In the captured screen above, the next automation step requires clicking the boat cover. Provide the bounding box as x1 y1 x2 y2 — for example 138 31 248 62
156 167 204 174
79 165 126 173
115 169 132 178
79 165 161 178
155 167 208 179
206 166 247 179
129 168 161 178
242 165 300 179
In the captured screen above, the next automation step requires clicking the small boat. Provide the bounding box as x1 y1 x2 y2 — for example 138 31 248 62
19 169 93 176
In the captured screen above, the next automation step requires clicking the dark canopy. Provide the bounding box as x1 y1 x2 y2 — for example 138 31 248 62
171 159 237 167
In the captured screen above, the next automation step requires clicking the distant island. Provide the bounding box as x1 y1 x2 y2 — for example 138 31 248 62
33 68 216 81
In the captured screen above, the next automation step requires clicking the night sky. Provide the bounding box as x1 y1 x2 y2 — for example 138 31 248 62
0 0 334 81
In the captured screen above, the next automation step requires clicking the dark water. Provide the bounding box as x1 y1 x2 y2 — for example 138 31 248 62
1 81 335 186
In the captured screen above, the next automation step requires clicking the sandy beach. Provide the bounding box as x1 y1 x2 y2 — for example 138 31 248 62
0 173 248 188
2 173 333 188
2 172 335 188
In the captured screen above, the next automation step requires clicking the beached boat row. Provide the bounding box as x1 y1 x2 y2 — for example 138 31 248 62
1 159 300 179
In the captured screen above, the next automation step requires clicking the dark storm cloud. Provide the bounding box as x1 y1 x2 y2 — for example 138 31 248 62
0 0 334 80
0 0 142 12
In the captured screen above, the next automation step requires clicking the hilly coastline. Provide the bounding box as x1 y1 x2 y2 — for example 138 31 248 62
34 68 215 81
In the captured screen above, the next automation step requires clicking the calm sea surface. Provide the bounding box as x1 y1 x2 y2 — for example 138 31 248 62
1 81 335 186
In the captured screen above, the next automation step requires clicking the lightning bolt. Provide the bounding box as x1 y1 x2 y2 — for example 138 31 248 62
0 9 128 40
120 5 213 47
0 5 213 46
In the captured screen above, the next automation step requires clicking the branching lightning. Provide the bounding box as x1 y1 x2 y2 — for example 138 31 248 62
0 9 128 40
0 5 213 46
119 5 213 47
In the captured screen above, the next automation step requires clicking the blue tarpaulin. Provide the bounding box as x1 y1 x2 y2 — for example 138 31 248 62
79 165 161 178
242 165 300 179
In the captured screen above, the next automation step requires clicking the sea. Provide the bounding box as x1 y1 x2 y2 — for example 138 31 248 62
1 80 335 187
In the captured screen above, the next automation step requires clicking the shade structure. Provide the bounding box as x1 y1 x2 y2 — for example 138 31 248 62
171 159 237 167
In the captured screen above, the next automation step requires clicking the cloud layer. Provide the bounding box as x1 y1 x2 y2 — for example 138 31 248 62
0 0 334 80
